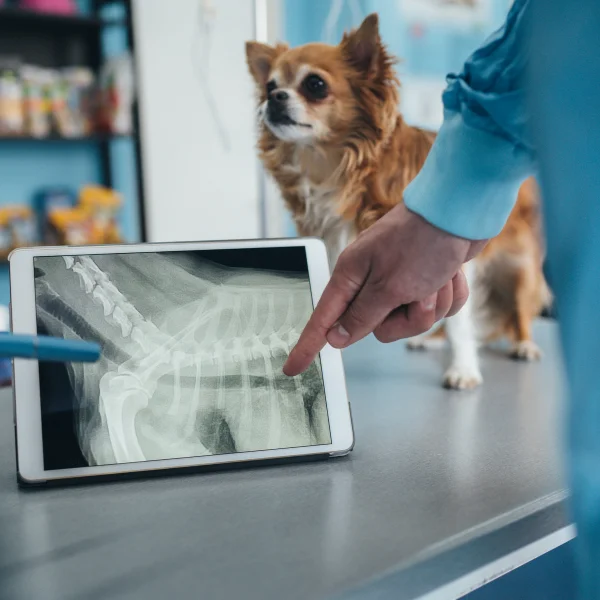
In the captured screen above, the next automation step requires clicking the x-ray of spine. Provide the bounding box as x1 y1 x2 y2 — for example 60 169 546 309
35 252 330 467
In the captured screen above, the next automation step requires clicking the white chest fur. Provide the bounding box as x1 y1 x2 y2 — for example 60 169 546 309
296 177 354 268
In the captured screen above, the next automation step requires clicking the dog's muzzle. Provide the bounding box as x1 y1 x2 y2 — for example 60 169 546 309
267 92 296 126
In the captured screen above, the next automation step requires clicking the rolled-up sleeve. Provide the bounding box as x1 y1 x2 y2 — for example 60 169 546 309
403 0 535 241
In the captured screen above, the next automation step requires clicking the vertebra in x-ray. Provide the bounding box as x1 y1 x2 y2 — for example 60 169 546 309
35 253 330 467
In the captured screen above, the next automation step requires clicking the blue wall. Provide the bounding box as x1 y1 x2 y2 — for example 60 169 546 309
0 0 141 306
284 0 512 79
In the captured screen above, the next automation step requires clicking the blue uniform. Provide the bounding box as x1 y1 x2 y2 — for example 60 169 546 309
404 0 600 596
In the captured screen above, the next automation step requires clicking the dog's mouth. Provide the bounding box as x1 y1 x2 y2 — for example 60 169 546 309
271 115 312 129
269 115 312 129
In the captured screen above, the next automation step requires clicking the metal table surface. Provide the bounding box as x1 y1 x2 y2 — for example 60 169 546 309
0 321 570 600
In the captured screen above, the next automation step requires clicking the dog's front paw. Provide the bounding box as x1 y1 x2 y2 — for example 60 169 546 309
443 365 483 391
510 340 542 362
407 335 446 352
406 336 427 351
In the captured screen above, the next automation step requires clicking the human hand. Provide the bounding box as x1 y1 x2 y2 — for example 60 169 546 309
283 203 487 376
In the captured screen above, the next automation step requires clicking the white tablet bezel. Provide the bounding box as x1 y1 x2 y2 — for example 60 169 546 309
10 238 353 484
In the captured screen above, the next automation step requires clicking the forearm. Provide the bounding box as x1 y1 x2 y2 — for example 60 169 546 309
404 0 535 241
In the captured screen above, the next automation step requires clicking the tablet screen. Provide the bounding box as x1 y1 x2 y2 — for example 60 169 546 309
34 247 331 470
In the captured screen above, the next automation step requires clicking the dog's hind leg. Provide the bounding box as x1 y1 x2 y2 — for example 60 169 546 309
508 264 544 361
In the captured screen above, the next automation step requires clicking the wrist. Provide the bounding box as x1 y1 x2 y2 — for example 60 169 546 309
397 203 474 270
405 206 488 262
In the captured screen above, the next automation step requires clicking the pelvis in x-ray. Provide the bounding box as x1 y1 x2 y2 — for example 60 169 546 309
35 253 330 467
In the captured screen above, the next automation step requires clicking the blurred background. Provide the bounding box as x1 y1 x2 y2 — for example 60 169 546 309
0 0 514 308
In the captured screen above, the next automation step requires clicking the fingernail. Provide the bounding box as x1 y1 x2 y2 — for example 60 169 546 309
327 323 350 348
421 297 436 311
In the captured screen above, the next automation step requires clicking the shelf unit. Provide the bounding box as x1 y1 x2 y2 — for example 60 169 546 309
0 133 131 142
0 0 146 238
0 6 103 28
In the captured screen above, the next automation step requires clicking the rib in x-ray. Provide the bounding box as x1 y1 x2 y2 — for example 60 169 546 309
35 253 330 467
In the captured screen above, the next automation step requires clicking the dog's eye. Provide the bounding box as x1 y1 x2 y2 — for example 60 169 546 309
266 80 277 94
302 74 328 100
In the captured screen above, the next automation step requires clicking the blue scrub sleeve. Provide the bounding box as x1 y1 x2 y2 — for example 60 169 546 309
403 0 535 241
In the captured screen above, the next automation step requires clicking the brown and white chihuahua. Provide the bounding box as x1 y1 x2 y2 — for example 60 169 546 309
246 14 550 390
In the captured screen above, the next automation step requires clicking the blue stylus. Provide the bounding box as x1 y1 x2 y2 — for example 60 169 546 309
0 333 101 362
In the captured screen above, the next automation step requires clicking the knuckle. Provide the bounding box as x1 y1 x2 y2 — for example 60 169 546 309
366 273 399 302
342 303 371 331
334 251 364 290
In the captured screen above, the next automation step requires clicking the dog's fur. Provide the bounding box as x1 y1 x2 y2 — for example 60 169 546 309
246 14 550 389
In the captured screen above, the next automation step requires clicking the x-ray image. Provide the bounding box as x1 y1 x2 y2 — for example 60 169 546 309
35 248 331 471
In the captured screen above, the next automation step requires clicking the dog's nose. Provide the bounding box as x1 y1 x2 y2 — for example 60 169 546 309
267 90 292 125
271 90 289 103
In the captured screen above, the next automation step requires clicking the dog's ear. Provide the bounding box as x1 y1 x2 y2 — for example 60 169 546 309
245 42 288 86
341 14 382 75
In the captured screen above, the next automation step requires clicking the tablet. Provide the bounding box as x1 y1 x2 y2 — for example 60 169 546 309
10 238 353 485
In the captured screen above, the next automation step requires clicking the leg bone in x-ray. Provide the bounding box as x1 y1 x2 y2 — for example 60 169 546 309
35 253 330 467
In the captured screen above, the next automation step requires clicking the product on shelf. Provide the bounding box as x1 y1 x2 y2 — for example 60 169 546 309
62 67 95 137
97 53 134 135
34 186 77 242
0 52 133 139
3 59 89 140
0 205 37 261
79 185 122 244
45 66 98 137
18 0 77 15
20 65 97 138
0 57 24 136
47 207 92 246
46 68 74 137
36 184 123 247
21 65 51 138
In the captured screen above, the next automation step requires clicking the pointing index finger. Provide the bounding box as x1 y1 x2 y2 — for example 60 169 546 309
283 266 365 376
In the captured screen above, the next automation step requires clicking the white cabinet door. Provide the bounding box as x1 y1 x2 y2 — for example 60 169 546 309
133 0 261 242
